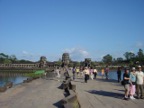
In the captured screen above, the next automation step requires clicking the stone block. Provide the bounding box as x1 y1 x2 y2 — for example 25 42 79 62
5 82 13 89
0 86 7 92
62 90 81 108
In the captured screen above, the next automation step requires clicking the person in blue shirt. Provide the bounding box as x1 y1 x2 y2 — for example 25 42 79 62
129 67 136 100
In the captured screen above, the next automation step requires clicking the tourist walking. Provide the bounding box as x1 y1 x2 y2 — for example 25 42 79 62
90 67 94 80
123 68 130 100
101 68 105 79
117 67 122 82
72 67 76 80
105 66 109 80
93 68 98 79
80 67 84 78
135 66 144 99
44 71 47 79
129 67 136 99
83 67 90 83
55 67 60 78
76 67 80 78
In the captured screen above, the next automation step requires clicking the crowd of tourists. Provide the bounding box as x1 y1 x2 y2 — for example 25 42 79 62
72 66 108 83
54 65 144 101
122 66 144 100
71 65 144 101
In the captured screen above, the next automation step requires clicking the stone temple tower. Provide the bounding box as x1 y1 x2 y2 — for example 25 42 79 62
62 53 70 67
39 56 47 68
84 58 91 67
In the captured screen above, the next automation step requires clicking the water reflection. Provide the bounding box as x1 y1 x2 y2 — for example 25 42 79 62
0 75 28 87
98 71 124 80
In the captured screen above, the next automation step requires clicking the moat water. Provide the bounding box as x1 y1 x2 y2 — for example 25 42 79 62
0 70 124 87
98 71 124 80
0 76 28 87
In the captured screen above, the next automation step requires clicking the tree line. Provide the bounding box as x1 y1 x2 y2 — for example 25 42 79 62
102 49 144 67
0 53 34 64
0 49 144 67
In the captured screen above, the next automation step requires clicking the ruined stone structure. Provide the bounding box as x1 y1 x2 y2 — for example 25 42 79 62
0 54 70 69
62 53 70 67
0 56 48 69
39 56 47 68
84 58 91 67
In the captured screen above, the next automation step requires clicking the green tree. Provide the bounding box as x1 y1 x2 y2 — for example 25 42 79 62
0 53 9 63
137 49 144 58
0 53 9 59
9 55 17 62
136 49 144 65
117 57 123 63
3 59 12 64
19 59 33 63
124 52 135 61
102 54 113 64
91 61 97 68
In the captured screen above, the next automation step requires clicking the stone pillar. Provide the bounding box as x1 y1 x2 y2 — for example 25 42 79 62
62 53 70 67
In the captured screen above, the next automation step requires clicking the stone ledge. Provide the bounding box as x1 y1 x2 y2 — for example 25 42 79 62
0 86 7 92
0 81 13 93
62 90 81 108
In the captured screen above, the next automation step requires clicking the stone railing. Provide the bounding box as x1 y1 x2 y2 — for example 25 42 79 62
61 75 81 108
0 63 39 68
62 90 80 108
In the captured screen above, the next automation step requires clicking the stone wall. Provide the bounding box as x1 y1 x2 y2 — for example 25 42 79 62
0 63 39 68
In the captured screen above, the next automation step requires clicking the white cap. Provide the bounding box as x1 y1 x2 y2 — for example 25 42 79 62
132 67 136 70
138 65 141 68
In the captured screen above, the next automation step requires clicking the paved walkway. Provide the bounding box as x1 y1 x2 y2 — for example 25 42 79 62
0 78 64 108
1 72 144 108
72 76 144 108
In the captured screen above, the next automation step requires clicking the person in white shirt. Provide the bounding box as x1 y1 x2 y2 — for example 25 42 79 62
83 67 90 83
135 66 144 99
55 67 60 78
90 67 94 80
93 68 98 79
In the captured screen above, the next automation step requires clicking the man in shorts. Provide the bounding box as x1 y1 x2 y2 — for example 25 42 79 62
123 68 130 100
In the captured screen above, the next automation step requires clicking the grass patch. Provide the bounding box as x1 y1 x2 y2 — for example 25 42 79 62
24 70 45 78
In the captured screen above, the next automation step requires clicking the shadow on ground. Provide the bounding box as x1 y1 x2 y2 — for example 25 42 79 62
53 100 64 108
114 89 125 92
96 78 118 83
87 90 124 99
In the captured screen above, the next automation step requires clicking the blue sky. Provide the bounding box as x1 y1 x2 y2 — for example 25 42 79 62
0 0 144 61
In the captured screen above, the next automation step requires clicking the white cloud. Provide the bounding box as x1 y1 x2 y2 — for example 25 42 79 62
22 51 33 57
21 51 40 61
135 42 143 48
64 48 90 61
21 51 61 62
22 51 29 55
